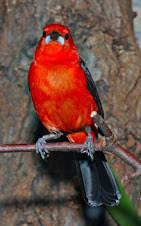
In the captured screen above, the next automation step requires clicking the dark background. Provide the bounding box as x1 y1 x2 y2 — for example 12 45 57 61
0 0 140 225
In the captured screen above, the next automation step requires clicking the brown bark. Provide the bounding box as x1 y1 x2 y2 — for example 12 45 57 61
0 0 140 225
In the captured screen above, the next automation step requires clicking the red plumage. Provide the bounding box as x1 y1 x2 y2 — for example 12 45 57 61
28 24 98 142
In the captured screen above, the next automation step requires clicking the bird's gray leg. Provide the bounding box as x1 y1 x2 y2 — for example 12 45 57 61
36 131 62 160
80 126 94 160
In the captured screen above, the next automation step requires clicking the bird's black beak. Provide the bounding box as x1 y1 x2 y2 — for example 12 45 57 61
50 30 60 40
45 30 65 45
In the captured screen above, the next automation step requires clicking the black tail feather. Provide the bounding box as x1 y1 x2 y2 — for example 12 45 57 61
75 152 121 207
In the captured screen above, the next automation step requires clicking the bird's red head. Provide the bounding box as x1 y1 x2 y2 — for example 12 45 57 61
34 24 79 63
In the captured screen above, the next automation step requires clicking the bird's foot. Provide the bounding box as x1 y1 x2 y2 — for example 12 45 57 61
36 137 49 160
36 131 62 161
81 126 95 160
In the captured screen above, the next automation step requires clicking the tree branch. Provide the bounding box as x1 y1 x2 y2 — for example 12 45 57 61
91 111 141 182
0 142 104 153
0 111 140 182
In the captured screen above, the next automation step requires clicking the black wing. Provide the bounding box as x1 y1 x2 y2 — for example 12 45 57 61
80 58 104 118
75 58 121 207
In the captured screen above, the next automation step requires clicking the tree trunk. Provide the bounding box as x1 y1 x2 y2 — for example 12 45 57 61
0 0 140 225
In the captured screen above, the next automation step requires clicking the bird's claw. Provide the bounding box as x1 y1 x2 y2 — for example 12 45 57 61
35 131 62 161
81 134 95 160
36 137 49 160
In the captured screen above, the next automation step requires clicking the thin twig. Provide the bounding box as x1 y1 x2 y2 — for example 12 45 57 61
91 111 141 182
0 141 105 153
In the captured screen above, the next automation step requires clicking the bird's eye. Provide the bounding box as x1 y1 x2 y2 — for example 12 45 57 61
65 33 69 40
43 31 46 38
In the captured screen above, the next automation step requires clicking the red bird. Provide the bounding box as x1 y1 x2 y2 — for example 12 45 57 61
28 24 121 206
